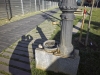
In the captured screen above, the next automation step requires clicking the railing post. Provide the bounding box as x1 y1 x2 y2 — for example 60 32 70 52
21 0 24 15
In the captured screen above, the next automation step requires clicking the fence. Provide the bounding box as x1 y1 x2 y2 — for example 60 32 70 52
0 0 7 19
0 0 58 20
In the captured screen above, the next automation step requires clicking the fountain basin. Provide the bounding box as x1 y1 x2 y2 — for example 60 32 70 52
43 40 58 53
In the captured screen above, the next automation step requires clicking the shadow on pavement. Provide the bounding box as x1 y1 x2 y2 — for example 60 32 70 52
32 26 47 59
41 11 60 22
9 35 33 75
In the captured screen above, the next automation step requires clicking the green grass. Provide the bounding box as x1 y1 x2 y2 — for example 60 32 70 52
73 8 100 47
73 8 100 75
74 16 82 25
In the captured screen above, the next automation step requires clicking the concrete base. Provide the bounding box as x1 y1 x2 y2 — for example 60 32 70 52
35 48 80 75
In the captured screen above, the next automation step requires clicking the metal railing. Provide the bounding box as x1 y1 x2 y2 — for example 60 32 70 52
0 0 58 20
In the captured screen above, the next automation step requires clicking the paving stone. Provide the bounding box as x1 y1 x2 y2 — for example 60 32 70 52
5 48 33 58
0 41 11 46
0 57 31 71
16 43 33 48
1 52 12 57
1 52 33 63
0 46 5 52
0 38 19 47
16 42 37 49
11 46 34 53
13 39 46 48
0 24 19 33
0 33 21 39
28 34 41 38
0 64 31 75
0 64 12 75
20 39 46 45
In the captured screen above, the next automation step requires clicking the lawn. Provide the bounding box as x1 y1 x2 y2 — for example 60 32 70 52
75 8 100 75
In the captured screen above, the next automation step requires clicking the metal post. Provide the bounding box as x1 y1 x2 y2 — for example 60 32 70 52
53 0 54 7
21 0 24 15
58 0 78 57
42 0 44 10
51 0 53 7
35 0 37 11
50 0 51 8
30 0 32 12
39 0 41 11
8 0 12 20
4 0 9 20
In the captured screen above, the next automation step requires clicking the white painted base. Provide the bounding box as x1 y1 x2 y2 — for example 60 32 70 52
35 49 80 75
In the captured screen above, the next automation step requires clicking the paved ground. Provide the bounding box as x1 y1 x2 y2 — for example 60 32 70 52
0 8 59 52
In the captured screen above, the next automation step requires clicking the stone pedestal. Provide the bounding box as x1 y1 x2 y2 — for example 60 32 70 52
35 48 80 75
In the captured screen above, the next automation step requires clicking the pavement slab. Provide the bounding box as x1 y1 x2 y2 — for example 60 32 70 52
5 48 33 58
0 64 31 75
0 56 31 71
1 52 33 63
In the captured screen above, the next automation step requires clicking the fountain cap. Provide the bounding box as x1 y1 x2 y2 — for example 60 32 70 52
58 0 78 12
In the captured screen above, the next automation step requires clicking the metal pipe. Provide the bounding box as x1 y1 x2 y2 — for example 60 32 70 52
58 0 78 57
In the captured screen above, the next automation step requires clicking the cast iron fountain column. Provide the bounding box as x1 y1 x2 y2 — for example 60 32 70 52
59 0 78 57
